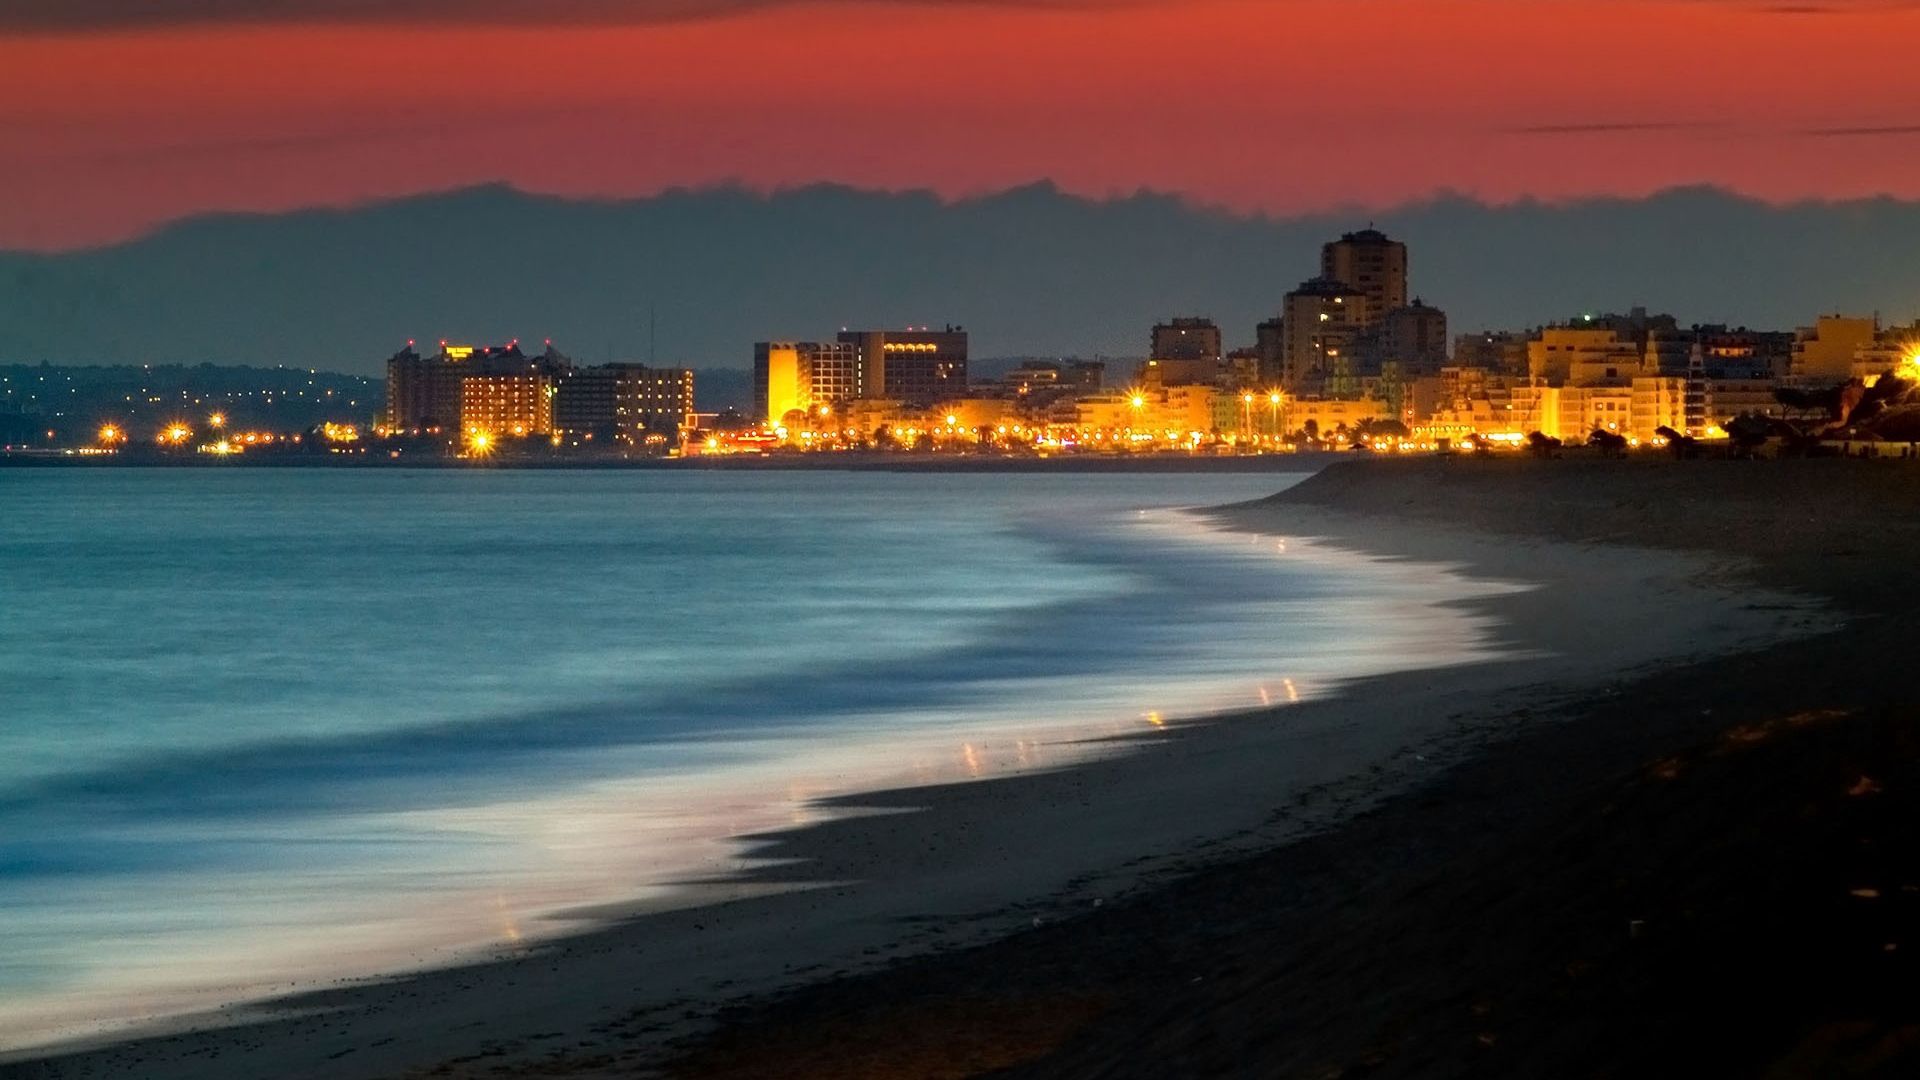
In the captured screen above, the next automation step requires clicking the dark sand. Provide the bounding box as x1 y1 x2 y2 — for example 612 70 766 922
13 455 1911 1078
662 457 1920 1079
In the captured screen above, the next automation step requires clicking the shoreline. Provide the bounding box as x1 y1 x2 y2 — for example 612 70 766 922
661 458 1920 1079
6 460 1831 1078
0 451 1338 473
0 477 1465 1054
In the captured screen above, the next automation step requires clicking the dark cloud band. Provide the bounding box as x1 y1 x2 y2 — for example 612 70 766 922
4 0 1136 32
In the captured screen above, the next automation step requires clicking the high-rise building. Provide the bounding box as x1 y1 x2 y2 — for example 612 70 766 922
754 341 860 425
837 327 969 407
1255 317 1287 386
461 372 555 437
385 341 571 435
1375 300 1450 376
1279 278 1368 396
555 364 696 440
385 343 461 434
1321 229 1407 325
614 366 694 438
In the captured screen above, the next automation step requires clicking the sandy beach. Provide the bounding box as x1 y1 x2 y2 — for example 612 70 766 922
12 455 1898 1079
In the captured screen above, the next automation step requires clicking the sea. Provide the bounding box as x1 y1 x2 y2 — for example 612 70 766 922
0 468 1517 1049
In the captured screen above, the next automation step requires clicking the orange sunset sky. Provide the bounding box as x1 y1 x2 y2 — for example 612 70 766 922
4 0 1919 250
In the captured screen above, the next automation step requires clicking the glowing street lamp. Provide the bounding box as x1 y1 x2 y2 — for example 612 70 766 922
208 412 227 429
466 429 494 456
97 424 123 446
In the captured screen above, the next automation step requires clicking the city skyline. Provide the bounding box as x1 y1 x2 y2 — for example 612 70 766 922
7 0 1920 249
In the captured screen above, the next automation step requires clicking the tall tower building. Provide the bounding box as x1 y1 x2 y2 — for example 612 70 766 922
1321 229 1407 326
1279 278 1368 396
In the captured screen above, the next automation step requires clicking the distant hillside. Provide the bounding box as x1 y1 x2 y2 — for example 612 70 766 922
5 182 1920 374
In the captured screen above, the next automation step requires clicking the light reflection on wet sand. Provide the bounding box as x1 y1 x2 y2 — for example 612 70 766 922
1 500 1526 1053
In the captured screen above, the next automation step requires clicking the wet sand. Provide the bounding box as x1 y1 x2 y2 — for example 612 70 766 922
5 456 1856 1079
665 457 1920 1079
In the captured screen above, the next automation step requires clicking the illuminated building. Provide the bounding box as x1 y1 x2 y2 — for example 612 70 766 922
1503 378 1687 443
1528 325 1646 386
753 341 859 425
1002 361 1063 396
1321 229 1407 326
1278 277 1367 396
385 341 571 434
555 364 696 441
1141 318 1222 388
934 398 1015 432
838 327 968 408
1288 397 1387 438
754 329 966 419
1075 393 1149 432
461 373 554 437
1791 314 1879 383
1071 385 1222 439
1850 323 1920 382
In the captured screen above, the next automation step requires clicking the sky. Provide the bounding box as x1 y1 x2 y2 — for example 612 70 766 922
5 0 1920 251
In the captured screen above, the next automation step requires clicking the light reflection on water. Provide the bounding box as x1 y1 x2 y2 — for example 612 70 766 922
0 469 1520 1049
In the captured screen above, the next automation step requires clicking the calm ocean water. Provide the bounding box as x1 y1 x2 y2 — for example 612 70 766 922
0 468 1515 1047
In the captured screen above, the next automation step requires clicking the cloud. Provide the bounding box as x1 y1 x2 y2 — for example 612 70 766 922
1803 124 1920 136
1501 121 1727 135
11 0 1916 31
1 0 1141 32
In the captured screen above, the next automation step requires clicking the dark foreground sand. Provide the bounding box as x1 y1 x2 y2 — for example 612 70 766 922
14 456 1919 1078
663 457 1920 1080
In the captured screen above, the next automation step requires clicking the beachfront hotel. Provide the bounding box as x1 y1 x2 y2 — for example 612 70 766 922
753 327 969 426
384 341 694 448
